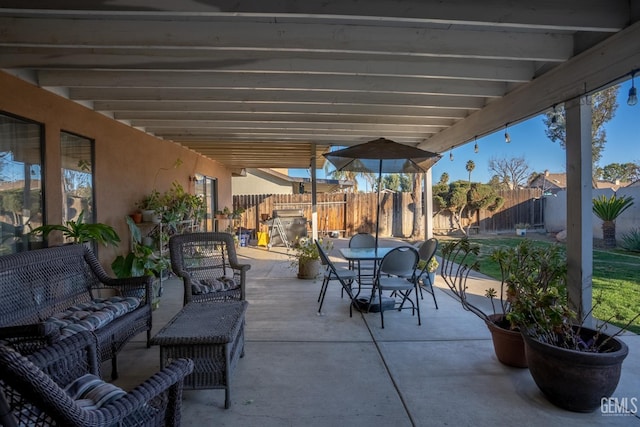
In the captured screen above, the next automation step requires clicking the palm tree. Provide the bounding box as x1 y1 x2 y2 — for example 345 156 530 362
592 194 634 248
466 160 475 183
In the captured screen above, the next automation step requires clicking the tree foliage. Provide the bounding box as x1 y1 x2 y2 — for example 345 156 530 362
465 160 475 182
433 180 504 235
487 156 531 189
596 162 640 183
592 193 634 222
382 173 411 192
327 169 359 192
543 86 619 171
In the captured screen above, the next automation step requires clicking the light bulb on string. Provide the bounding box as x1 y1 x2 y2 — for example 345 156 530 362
449 149 454 161
550 105 558 130
474 136 479 153
628 71 638 106
504 124 511 143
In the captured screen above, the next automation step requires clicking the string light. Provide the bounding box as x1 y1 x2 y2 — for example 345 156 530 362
550 105 558 130
449 149 454 161
628 71 638 106
474 136 479 153
504 124 511 143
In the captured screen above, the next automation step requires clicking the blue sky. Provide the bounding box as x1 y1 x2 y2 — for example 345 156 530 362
290 79 639 189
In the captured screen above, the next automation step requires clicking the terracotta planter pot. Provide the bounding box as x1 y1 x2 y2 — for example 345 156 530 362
485 314 527 368
130 212 142 224
522 327 628 412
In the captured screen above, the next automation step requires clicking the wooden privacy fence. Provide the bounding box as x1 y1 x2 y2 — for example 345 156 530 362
233 188 544 238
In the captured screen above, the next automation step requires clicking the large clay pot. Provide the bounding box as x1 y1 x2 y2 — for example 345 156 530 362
485 314 527 368
297 258 321 279
522 327 629 412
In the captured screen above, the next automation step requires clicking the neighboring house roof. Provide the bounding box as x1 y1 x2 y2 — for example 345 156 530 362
595 180 630 190
239 168 355 194
528 172 566 192
529 172 630 192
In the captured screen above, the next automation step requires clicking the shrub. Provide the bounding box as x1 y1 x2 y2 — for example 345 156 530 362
620 228 640 252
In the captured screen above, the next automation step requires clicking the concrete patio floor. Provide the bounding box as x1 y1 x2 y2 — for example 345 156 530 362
111 237 640 426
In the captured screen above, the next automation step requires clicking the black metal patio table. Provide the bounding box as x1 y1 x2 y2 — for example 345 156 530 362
339 247 395 312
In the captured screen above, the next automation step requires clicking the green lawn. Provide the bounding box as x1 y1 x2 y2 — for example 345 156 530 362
439 236 640 334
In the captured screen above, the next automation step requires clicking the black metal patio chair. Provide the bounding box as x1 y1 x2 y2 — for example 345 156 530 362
316 240 358 316
415 238 439 309
373 246 421 329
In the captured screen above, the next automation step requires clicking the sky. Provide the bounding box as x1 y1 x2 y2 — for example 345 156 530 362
290 79 639 190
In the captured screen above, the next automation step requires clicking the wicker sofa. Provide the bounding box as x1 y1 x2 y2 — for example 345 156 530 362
0 244 153 379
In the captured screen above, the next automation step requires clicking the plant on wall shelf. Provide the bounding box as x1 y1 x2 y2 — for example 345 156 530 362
111 216 169 280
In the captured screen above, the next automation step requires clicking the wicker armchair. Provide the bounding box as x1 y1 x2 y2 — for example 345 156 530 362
0 331 193 427
169 232 251 306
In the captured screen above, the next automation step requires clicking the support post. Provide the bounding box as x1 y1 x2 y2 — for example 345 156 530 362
311 144 318 242
424 170 434 239
565 96 593 325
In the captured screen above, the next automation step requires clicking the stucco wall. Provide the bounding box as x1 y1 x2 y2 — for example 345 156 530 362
232 173 293 195
0 71 232 264
544 187 640 239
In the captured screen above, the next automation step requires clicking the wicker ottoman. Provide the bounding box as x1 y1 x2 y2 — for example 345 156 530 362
151 300 248 408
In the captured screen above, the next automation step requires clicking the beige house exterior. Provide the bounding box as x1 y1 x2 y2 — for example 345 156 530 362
232 168 354 195
0 71 234 266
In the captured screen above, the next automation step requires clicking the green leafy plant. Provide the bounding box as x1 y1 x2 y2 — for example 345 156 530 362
160 182 206 227
137 189 163 212
440 238 567 329
30 210 120 247
417 256 439 273
620 228 640 252
111 216 169 279
592 193 634 248
592 193 634 221
289 237 332 269
232 206 245 218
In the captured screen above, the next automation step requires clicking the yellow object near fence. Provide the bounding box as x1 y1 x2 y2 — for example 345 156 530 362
257 232 269 247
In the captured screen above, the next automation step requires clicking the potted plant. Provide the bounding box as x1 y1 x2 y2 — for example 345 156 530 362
137 190 163 223
30 210 121 248
507 254 636 412
417 256 439 286
111 216 169 309
289 237 332 279
440 238 563 368
514 222 529 236
159 182 206 232
215 206 231 220
231 206 245 219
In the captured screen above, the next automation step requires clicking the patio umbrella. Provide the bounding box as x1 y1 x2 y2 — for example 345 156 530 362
324 137 441 247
